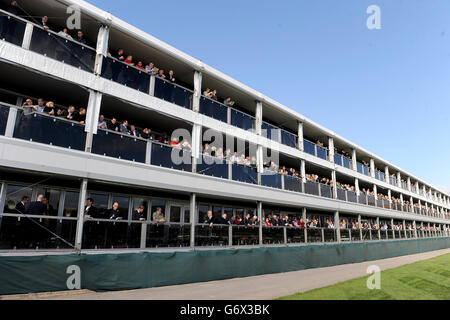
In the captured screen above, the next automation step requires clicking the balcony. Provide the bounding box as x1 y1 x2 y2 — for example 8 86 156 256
0 11 26 46
230 109 254 131
154 77 193 110
101 56 150 92
0 105 9 135
304 139 328 160
199 96 227 122
334 154 352 169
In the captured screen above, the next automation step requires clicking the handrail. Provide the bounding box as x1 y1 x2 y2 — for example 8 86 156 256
0 8 97 52
0 213 78 221
154 73 194 94
200 94 229 109
18 109 86 128
229 105 256 120
105 54 153 77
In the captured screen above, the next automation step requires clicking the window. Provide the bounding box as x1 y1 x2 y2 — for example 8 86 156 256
3 184 32 214
112 196 130 220
151 199 166 222
89 193 109 218
63 191 79 217
198 205 210 223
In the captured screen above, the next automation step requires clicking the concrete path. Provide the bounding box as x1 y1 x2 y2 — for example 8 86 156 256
4 248 450 300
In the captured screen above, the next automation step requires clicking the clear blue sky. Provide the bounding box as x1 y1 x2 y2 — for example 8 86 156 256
87 0 450 192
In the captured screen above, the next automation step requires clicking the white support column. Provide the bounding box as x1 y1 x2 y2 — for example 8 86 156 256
84 91 103 153
21 22 34 50
331 170 337 199
297 122 304 152
0 182 7 215
75 179 88 251
328 137 335 163
149 75 156 96
388 189 392 203
303 208 307 243
396 172 402 188
257 201 263 245
4 97 22 138
413 221 417 238
351 149 357 171
355 178 360 196
410 196 414 212
358 215 363 241
192 71 202 113
384 166 390 183
407 177 411 192
191 124 202 171
373 184 378 200
255 101 263 136
94 25 110 75
300 159 306 183
369 159 375 178
190 193 196 248
334 211 341 243
415 181 420 194
400 194 404 209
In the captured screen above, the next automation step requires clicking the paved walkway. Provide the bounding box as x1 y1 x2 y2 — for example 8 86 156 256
4 248 450 300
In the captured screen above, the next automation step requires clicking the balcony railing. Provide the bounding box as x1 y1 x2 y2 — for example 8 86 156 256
199 96 228 122
261 172 283 189
230 108 254 131
92 128 147 163
154 77 192 109
280 129 297 148
304 139 328 160
13 111 86 151
334 154 351 169
151 142 192 172
197 155 229 179
29 26 96 72
231 163 258 185
101 56 150 92
0 105 9 136
262 122 279 142
0 11 26 46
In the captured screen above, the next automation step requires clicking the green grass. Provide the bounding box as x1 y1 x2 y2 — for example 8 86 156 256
278 253 450 300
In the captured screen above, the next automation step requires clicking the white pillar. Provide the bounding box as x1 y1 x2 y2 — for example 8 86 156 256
4 97 22 138
21 22 34 50
328 137 335 163
396 172 402 188
190 193 196 248
192 71 202 113
384 166 390 183
255 101 263 136
297 122 304 152
75 179 88 251
94 25 110 75
257 201 263 245
370 159 375 178
84 90 103 153
407 177 411 192
352 149 357 171
334 211 341 243
300 159 306 183
355 178 360 196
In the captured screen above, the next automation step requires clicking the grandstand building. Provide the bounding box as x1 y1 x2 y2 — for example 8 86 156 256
0 0 449 294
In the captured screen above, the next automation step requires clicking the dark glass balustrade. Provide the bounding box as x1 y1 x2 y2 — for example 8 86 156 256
154 77 192 109
197 155 229 179
0 105 9 135
231 164 258 184
151 143 192 172
230 109 253 131
101 56 150 92
261 172 282 189
29 27 95 72
281 130 297 148
284 175 302 193
13 112 86 151
0 12 26 46
92 129 146 163
304 140 315 156
199 97 227 122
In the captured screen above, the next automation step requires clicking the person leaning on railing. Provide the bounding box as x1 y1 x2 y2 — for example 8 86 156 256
152 207 166 223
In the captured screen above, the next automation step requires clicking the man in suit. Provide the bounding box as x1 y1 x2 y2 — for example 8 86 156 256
132 205 146 221
15 196 29 214
107 202 121 220
129 125 140 138
25 194 46 216
120 120 129 134
84 198 98 218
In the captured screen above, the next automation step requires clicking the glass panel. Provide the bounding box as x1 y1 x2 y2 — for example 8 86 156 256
281 130 297 148
184 207 190 224
324 229 336 242
111 196 129 219
0 216 76 250
336 188 346 201
284 175 302 193
3 184 32 214
261 173 282 189
0 105 9 136
304 140 315 156
347 191 357 203
151 200 166 223
358 194 367 205
262 226 284 244
377 198 383 207
87 193 109 219
367 196 376 206
231 109 253 131
357 162 363 174
198 205 210 224
232 225 259 246
262 122 279 142
0 12 26 46
197 155 228 179
146 223 191 247
343 157 351 169
170 206 181 223
306 228 322 243
151 143 192 171
101 56 150 92
29 27 95 72
83 220 140 249
231 164 258 184
351 229 361 241
92 129 146 163
320 184 332 198
286 227 305 244
363 166 370 176
63 191 79 217
334 154 343 166
154 77 192 109
195 224 229 246
304 181 320 196
14 112 86 151
317 146 327 160
34 188 60 216
199 97 227 122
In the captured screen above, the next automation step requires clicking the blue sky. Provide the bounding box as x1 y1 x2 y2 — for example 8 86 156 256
87 0 450 192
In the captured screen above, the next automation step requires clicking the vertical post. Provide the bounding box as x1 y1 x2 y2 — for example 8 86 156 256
413 221 417 238
328 137 335 163
370 159 375 178
297 122 304 152
191 124 202 173
75 179 88 251
84 91 102 153
190 193 196 248
415 181 420 195
21 22 34 50
334 211 341 243
149 75 156 96
396 172 402 188
0 182 7 231
303 208 307 243
145 141 152 165
257 201 263 245
351 149 357 171
192 71 202 113
388 189 392 209
94 25 110 76
391 218 395 239
407 177 412 192
257 145 263 185
321 228 325 243
384 166 390 184
4 97 22 138
358 214 362 241
331 170 337 199
228 225 232 246
403 220 407 238
283 226 287 245
255 101 263 136
376 217 380 240
355 178 360 196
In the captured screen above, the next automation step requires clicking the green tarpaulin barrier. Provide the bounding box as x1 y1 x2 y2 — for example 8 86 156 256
0 238 449 295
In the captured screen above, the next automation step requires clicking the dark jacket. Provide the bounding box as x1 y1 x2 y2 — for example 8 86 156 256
107 208 121 219
15 201 26 214
25 201 46 216
85 205 98 218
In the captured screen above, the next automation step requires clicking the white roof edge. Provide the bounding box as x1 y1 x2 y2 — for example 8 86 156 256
63 0 449 198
